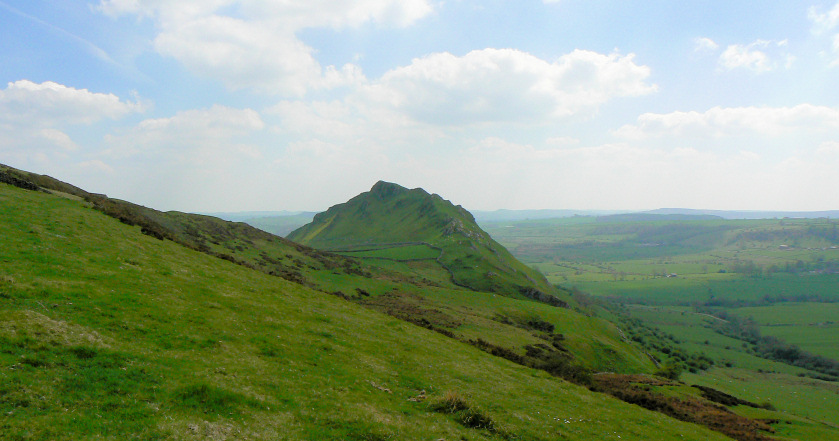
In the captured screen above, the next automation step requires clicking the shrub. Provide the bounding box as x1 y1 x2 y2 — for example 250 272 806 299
428 391 506 435
654 363 683 381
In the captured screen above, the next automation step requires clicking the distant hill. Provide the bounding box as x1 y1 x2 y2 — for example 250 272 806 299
243 213 316 237
472 209 628 223
472 208 839 224
645 208 839 220
596 213 723 222
289 181 561 301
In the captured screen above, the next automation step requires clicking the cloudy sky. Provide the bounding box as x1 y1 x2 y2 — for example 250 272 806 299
2 0 839 212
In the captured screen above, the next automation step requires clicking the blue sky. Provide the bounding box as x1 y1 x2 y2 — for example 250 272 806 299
2 0 839 212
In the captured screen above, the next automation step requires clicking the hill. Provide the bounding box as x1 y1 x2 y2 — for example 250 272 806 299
289 181 560 302
4 166 807 440
0 165 651 377
0 171 748 440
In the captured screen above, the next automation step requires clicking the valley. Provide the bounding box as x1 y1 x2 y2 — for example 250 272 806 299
1 164 837 440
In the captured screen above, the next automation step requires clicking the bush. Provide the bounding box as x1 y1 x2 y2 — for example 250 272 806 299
654 363 683 381
428 391 506 435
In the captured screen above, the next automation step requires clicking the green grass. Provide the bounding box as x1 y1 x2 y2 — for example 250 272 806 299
573 273 839 305
336 243 441 260
732 303 839 360
0 183 736 440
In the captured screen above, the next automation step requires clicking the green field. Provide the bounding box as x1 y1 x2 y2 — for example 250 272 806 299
335 243 442 260
483 214 839 441
733 303 839 360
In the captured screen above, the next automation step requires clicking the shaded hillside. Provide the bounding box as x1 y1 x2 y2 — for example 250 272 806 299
289 181 560 301
0 173 742 441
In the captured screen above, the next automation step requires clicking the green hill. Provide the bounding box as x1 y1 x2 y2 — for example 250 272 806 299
289 181 560 302
0 173 745 440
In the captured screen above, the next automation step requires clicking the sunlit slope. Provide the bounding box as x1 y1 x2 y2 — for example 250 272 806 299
0 163 651 377
289 180 559 299
0 163 393 290
0 183 734 440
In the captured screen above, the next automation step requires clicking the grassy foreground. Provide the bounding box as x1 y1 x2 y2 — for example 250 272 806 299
0 184 734 440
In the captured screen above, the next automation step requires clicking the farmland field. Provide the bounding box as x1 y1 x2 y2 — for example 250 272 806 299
483 214 839 441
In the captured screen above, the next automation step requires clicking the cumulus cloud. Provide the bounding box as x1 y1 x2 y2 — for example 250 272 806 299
0 80 145 125
428 136 839 211
810 1 839 64
362 48 656 125
694 37 719 52
93 104 268 210
0 80 144 166
718 40 791 73
615 104 839 139
97 0 433 95
109 104 264 157
809 1 839 34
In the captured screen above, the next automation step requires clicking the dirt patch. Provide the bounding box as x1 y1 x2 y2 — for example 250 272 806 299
592 374 779 441
360 291 462 330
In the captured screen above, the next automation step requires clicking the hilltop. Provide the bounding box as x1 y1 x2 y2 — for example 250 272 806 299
289 181 560 302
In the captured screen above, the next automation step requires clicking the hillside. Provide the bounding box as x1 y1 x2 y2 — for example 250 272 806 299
289 181 559 302
0 164 389 290
0 175 745 440
0 164 654 378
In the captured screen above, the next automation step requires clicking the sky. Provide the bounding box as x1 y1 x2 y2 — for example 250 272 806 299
2 0 839 213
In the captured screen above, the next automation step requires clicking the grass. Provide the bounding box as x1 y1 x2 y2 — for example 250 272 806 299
733 303 839 360
336 243 442 260
0 182 736 440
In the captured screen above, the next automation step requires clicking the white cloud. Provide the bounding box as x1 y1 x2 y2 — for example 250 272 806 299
424 136 839 211
362 48 656 125
153 16 366 95
809 2 839 64
77 159 115 174
694 37 719 52
809 1 839 34
615 105 839 139
97 0 433 95
92 104 268 210
718 40 790 73
0 80 145 125
0 80 144 168
545 136 579 146
39 129 80 151
817 141 839 156
110 104 264 157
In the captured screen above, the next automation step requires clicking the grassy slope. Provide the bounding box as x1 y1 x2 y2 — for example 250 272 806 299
288 181 557 297
0 164 653 377
0 183 734 440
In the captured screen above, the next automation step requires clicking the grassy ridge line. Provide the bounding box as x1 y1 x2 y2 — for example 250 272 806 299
0 182 734 441
0 162 389 290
